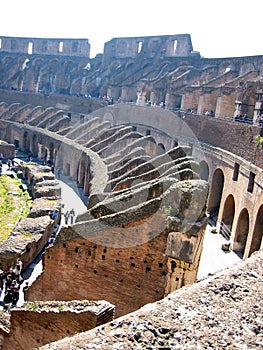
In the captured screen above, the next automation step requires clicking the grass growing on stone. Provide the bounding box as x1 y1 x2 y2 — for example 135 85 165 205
0 175 32 242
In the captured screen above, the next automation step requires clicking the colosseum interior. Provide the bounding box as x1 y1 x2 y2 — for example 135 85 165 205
0 34 262 349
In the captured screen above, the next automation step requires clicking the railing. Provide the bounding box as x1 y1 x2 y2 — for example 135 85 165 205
219 221 232 241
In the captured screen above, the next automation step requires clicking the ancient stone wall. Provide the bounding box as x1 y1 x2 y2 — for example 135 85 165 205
1 300 114 350
103 34 194 65
0 141 15 159
183 114 263 168
0 36 90 57
39 250 263 350
27 225 169 318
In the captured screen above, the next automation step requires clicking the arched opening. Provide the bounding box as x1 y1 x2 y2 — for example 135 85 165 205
23 131 30 153
32 134 38 157
233 208 249 257
157 143 165 155
207 168 224 223
58 42 63 53
249 205 263 256
49 142 54 165
137 41 142 54
173 40 178 54
77 157 87 188
199 160 209 181
28 42 33 55
220 194 235 240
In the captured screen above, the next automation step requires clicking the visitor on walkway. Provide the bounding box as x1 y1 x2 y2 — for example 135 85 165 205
70 208 75 224
23 282 29 301
64 210 69 225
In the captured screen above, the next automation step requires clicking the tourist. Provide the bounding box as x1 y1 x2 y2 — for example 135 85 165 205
69 208 75 224
15 258 23 282
5 274 13 290
64 210 70 225
23 281 29 301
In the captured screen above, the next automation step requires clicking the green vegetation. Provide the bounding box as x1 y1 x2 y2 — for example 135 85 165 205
58 304 64 312
26 303 39 311
256 135 263 147
0 175 32 242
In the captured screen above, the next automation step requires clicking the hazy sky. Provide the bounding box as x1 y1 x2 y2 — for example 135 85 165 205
0 0 260 58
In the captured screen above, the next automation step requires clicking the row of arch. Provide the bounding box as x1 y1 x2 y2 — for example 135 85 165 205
16 126 263 260
204 166 262 258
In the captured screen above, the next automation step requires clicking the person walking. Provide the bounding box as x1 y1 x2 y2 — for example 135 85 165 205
69 208 75 225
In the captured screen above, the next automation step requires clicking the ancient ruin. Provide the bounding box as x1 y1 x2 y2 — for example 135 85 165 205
0 33 262 349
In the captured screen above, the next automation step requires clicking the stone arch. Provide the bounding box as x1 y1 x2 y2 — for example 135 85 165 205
219 61 236 74
240 63 256 75
31 134 38 156
77 156 87 188
157 143 165 155
23 131 30 153
220 194 235 240
199 160 209 181
5 125 13 144
49 142 55 164
233 208 249 257
240 84 257 119
207 168 224 222
249 204 263 256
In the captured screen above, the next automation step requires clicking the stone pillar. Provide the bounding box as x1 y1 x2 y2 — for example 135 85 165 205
136 92 146 106
164 222 207 295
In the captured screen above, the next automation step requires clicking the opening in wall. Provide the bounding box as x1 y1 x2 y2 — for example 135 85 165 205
28 42 33 55
137 41 142 53
173 40 178 54
59 41 63 53
247 172 255 193
66 163 70 176
232 162 240 181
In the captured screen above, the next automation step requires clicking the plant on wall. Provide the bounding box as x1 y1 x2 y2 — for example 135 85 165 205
256 135 263 147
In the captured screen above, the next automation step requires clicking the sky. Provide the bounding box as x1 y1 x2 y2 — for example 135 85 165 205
0 0 261 59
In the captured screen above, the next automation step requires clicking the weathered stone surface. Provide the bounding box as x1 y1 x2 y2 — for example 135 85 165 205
39 250 263 350
2 300 115 350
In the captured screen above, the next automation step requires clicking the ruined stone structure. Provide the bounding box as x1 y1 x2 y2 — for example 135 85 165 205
40 249 263 350
1 300 114 350
1 34 263 123
0 36 90 57
0 163 61 272
0 33 262 348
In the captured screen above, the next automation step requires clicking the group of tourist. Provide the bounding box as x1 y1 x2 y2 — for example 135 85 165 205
0 258 29 311
63 208 76 225
234 113 263 126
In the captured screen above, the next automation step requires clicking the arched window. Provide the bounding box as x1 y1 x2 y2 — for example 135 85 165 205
249 205 263 256
207 168 224 222
233 208 249 257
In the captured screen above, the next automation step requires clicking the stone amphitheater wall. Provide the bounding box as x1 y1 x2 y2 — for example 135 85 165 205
0 103 262 261
0 36 90 57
